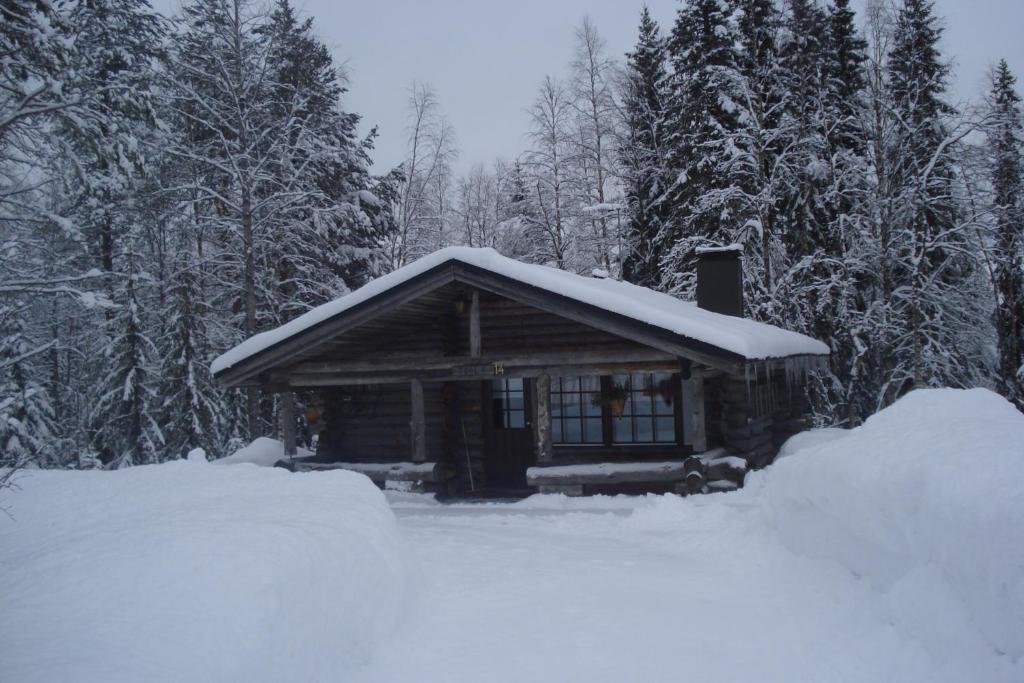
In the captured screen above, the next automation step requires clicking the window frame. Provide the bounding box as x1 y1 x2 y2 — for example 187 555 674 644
491 377 526 429
549 375 604 445
609 371 678 445
549 372 682 449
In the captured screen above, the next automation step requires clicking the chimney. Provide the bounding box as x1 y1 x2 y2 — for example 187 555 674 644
696 245 744 317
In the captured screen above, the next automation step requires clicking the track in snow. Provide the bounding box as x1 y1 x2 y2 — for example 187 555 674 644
351 494 997 683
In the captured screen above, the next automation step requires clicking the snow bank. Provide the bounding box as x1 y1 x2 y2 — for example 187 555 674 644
0 461 407 682
746 388 1024 662
212 246 828 375
215 435 312 466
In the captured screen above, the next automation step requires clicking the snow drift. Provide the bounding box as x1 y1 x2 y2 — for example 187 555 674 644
0 461 407 682
214 435 313 466
745 388 1024 662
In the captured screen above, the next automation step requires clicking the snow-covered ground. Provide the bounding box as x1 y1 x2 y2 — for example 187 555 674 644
0 461 406 682
1 388 1021 682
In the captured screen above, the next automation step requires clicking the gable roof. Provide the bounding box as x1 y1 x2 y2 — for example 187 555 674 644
211 247 829 383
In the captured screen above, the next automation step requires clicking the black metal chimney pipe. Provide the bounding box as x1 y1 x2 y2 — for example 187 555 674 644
696 246 744 317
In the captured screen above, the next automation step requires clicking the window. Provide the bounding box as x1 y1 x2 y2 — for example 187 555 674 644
611 372 676 444
550 376 603 444
549 372 679 446
492 378 525 429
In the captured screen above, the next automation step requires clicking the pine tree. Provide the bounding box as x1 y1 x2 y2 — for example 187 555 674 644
728 0 789 308
0 303 58 468
825 0 868 154
58 0 165 279
884 0 987 398
661 0 741 295
620 7 670 289
160 251 225 459
261 0 389 320
808 0 875 425
89 243 163 467
493 160 537 260
987 60 1024 408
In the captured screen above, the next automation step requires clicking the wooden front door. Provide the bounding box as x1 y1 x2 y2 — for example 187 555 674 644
484 377 536 488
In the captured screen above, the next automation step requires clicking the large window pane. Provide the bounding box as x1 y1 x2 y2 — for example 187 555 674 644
655 416 675 442
634 392 653 415
635 416 654 442
563 392 581 417
551 375 602 444
493 378 526 430
612 372 676 444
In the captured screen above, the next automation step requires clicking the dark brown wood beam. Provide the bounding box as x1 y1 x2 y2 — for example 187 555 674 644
410 378 426 463
469 290 481 358
534 373 552 464
289 348 677 376
280 391 297 458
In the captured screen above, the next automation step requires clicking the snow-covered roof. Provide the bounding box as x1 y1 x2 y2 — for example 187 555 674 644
211 247 828 377
695 244 743 255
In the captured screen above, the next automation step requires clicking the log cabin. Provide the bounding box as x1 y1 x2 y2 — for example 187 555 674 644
211 246 829 496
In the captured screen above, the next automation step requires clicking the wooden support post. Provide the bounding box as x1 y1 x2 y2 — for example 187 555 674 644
534 373 553 463
281 391 297 459
681 374 707 452
469 290 481 358
410 378 426 463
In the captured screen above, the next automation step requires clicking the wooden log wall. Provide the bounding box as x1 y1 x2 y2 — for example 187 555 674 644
317 383 446 464
705 368 808 472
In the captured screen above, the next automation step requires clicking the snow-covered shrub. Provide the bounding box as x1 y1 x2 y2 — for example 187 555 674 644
0 461 407 681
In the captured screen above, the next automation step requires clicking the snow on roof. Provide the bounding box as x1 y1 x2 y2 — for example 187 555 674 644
695 244 743 254
211 247 829 376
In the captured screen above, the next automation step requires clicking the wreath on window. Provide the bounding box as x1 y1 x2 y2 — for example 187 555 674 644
592 382 629 418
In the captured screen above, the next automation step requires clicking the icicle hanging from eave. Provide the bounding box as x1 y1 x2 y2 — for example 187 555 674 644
746 354 828 393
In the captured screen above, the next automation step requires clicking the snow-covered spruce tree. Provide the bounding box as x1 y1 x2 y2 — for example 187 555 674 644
493 159 539 260
724 0 792 314
568 17 620 275
884 0 989 398
805 0 878 426
164 0 283 438
9 0 166 463
826 0 869 156
164 0 398 440
160 249 225 460
56 0 164 281
260 0 391 322
660 0 741 296
763 0 854 423
986 60 1024 409
0 303 58 468
620 7 671 290
89 241 163 467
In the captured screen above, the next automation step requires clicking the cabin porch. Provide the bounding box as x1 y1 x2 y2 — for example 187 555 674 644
273 357 810 496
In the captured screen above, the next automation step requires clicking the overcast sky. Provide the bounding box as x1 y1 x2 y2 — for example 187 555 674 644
159 0 1024 175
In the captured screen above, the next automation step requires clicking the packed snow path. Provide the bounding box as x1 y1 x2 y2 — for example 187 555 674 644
353 493 1015 682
